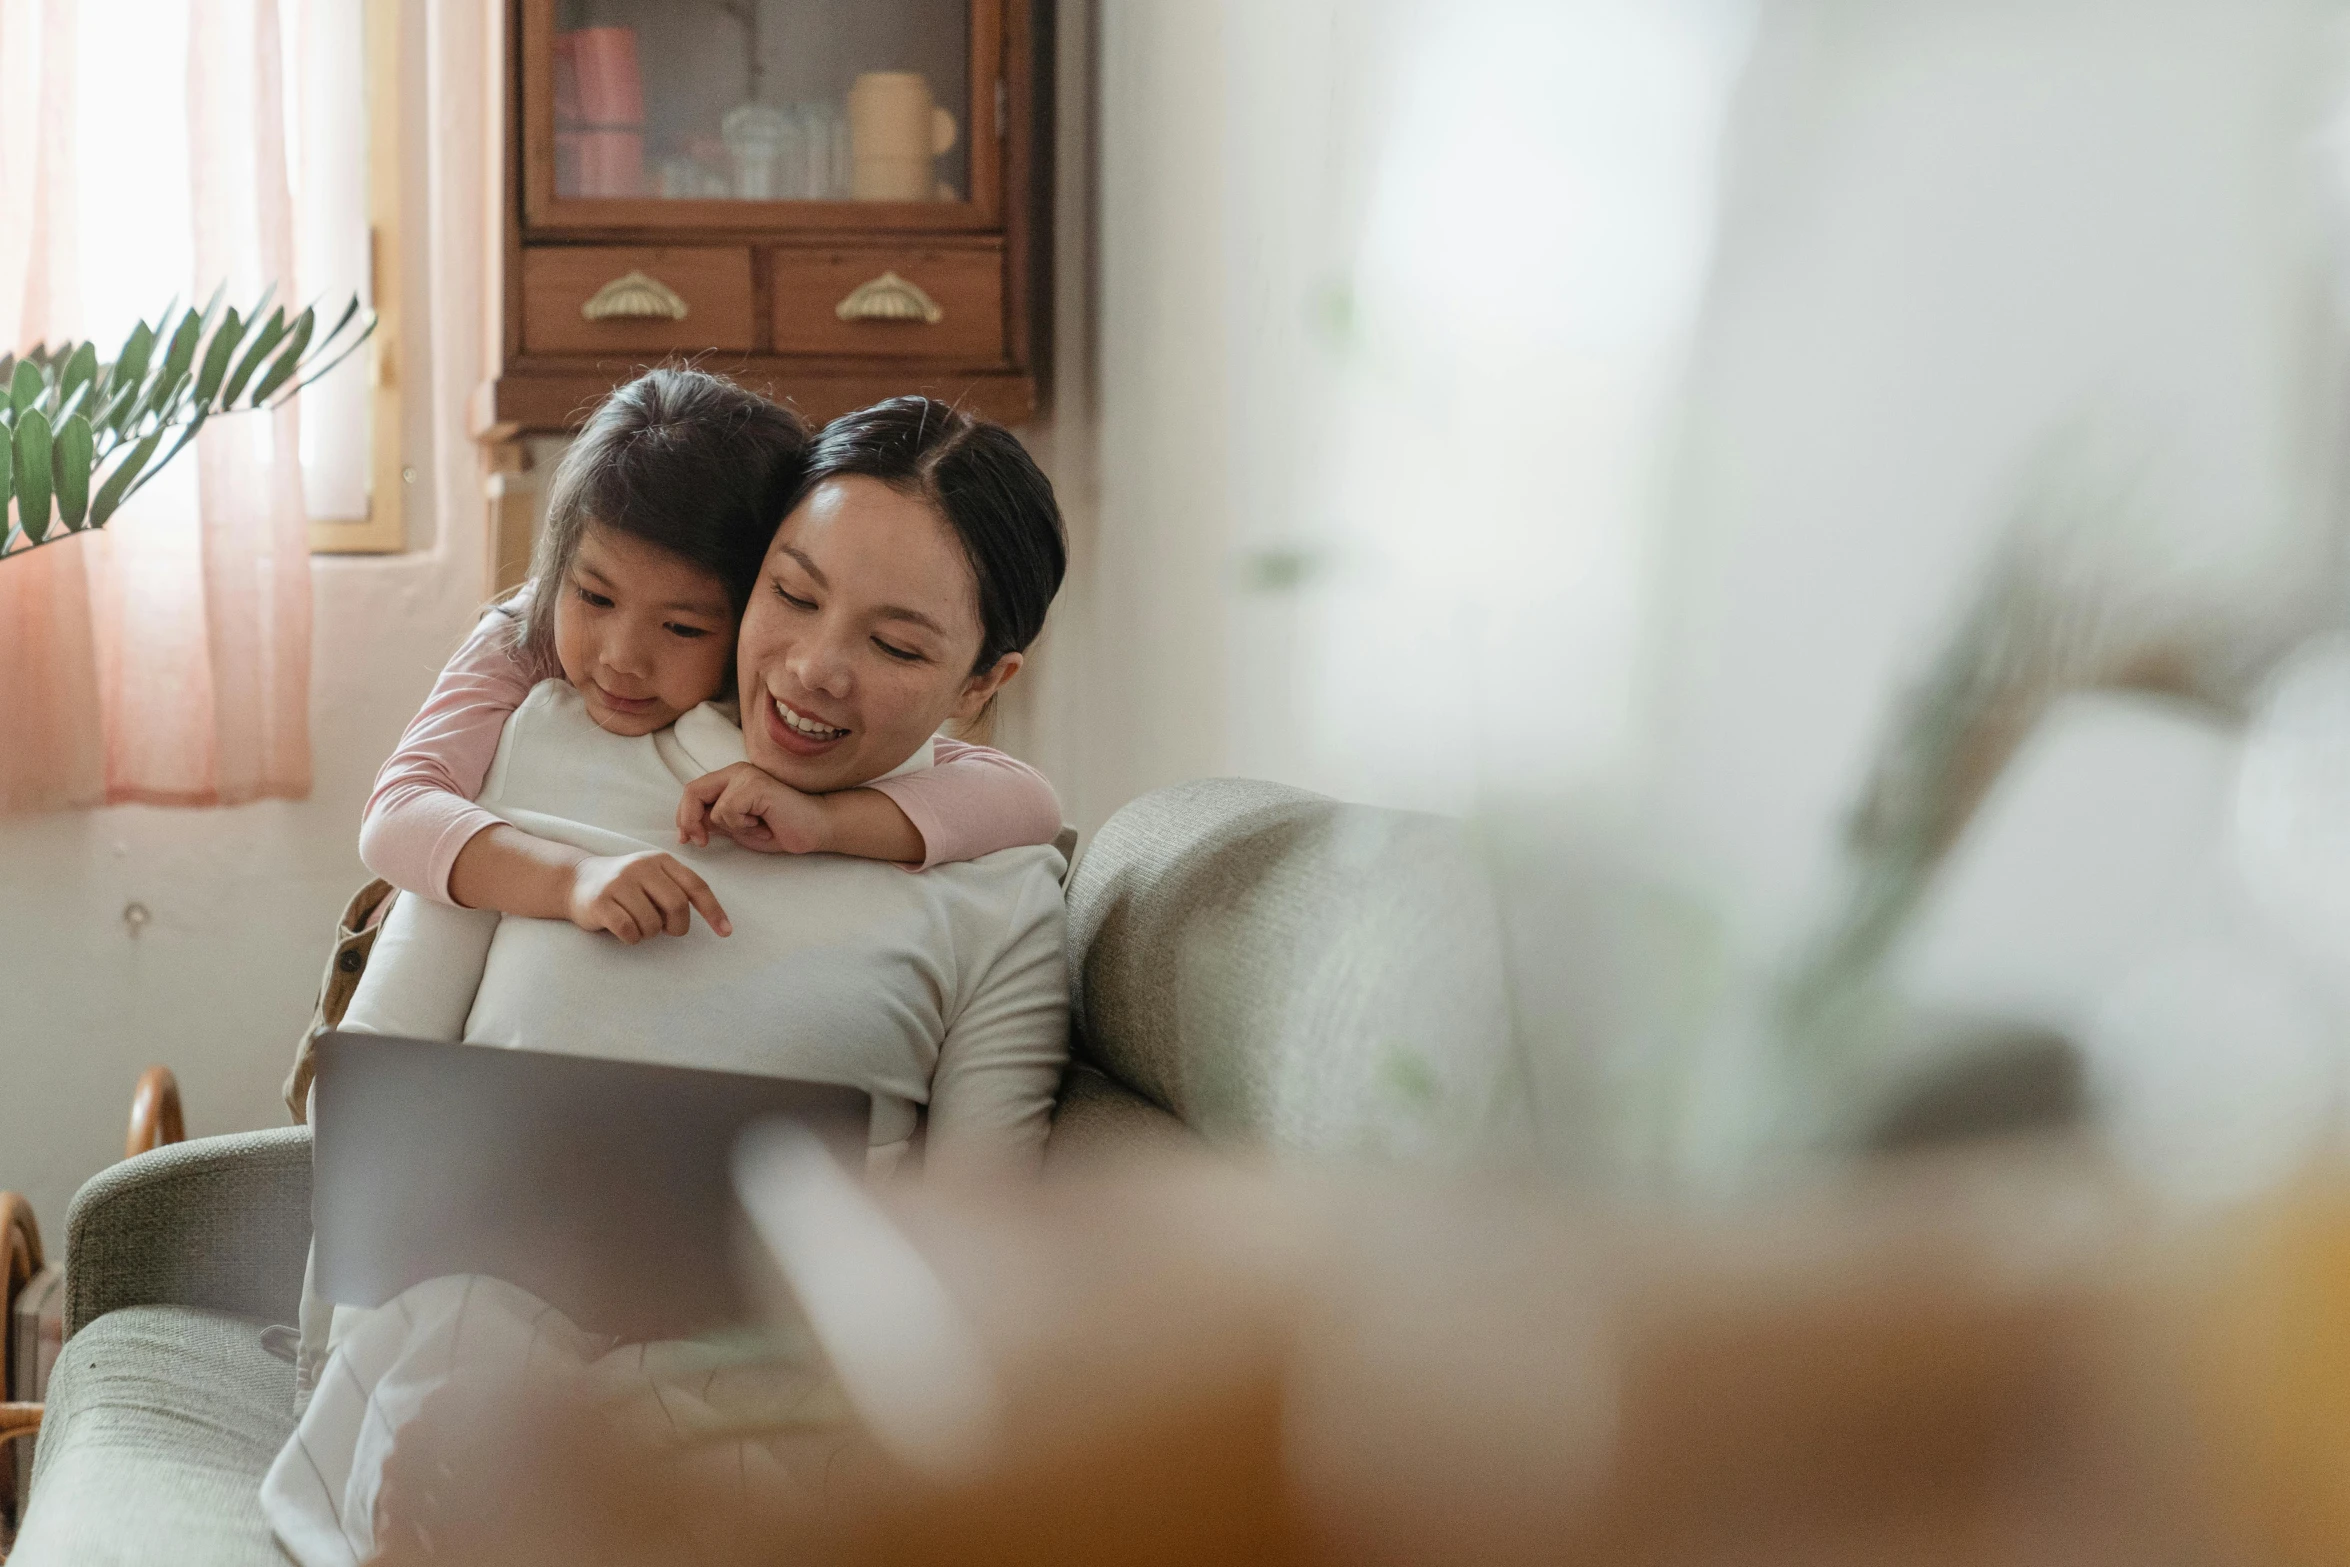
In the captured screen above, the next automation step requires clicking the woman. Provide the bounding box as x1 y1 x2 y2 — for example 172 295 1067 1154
263 399 1071 1566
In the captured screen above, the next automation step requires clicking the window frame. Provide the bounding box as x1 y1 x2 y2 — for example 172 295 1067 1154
308 0 409 555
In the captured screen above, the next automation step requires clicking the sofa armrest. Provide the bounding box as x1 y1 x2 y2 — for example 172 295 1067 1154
64 1127 312 1339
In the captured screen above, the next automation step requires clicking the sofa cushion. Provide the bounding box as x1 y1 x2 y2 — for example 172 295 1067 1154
13 1305 294 1566
1044 1063 1197 1172
1067 779 1520 1163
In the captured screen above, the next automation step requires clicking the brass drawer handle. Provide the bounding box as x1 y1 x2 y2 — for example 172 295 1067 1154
582 271 689 322
835 271 944 326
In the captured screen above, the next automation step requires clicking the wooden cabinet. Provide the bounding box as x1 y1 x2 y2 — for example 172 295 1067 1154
480 0 1049 444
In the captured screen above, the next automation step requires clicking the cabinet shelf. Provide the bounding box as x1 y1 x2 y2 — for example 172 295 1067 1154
484 0 1049 439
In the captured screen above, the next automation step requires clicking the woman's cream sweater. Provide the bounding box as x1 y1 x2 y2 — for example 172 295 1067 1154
342 682 1070 1179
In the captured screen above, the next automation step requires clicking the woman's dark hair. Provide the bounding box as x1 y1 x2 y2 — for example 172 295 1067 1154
517 367 811 665
794 397 1067 673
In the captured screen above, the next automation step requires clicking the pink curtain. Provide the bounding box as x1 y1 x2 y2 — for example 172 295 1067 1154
0 0 312 812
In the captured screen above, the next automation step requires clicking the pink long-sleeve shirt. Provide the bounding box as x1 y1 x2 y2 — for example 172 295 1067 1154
359 591 1064 905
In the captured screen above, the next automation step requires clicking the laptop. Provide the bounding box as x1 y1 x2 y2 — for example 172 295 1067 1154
309 1031 870 1342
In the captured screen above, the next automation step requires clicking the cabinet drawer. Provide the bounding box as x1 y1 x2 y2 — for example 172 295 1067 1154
770 247 1004 361
521 247 755 356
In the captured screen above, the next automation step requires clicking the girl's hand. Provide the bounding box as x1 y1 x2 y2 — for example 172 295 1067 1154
566 850 731 942
677 763 836 855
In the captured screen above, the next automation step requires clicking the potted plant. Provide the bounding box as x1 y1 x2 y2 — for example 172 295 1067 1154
0 284 373 559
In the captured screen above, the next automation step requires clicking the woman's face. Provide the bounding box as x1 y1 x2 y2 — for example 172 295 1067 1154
553 523 737 737
736 475 1021 792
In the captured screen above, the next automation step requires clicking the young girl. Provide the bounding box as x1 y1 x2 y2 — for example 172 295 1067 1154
360 367 1062 944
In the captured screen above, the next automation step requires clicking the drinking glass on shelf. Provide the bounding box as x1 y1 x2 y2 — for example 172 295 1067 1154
723 103 792 201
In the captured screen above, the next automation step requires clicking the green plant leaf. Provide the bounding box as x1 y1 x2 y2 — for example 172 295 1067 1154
10 360 42 421
242 282 277 341
158 308 203 394
194 307 244 404
53 413 91 531
97 319 158 437
98 377 145 440
90 428 163 528
274 308 379 404
247 307 315 405
140 368 191 430
56 343 99 420
222 307 286 407
0 422 12 542
14 410 52 544
311 295 363 359
111 319 157 395
135 312 199 425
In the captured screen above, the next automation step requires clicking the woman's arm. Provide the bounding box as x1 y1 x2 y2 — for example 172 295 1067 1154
677 739 1064 868
923 866 1072 1181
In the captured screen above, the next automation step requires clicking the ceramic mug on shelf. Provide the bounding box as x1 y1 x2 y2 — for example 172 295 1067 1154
848 72 958 201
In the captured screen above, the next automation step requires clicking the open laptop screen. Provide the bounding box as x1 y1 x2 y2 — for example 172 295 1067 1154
311 1031 870 1342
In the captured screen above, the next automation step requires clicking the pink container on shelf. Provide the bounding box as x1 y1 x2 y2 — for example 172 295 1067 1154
553 32 582 122
569 26 645 128
576 131 646 200
564 26 645 197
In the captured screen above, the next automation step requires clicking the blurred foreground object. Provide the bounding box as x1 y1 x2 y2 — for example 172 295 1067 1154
371 1141 2350 1566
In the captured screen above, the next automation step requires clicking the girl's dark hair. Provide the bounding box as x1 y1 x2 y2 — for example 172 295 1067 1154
795 396 1067 673
518 367 812 664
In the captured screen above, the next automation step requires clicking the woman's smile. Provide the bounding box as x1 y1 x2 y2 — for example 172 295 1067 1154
764 695 853 755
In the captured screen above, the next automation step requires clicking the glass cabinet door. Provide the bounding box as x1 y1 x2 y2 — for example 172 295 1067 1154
525 0 999 226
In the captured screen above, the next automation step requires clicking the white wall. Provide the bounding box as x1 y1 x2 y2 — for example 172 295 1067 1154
1016 0 1751 832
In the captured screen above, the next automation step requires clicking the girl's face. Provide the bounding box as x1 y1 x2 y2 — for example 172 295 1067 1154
553 523 737 737
736 475 1021 793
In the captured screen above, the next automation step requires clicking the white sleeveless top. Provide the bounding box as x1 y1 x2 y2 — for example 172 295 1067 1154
342 682 1070 1178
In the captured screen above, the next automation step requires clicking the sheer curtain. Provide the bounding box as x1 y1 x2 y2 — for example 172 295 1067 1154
0 0 320 811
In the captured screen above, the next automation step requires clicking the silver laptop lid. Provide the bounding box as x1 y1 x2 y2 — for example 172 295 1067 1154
311 1031 869 1342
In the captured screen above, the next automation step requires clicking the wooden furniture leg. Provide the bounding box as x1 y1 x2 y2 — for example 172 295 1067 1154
0 1190 43 1553
484 436 538 596
126 1067 186 1159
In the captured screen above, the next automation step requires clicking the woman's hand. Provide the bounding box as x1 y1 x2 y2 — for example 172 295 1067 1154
677 763 837 855
567 850 731 942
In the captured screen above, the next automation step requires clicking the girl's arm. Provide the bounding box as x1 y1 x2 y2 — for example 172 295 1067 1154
358 601 540 906
360 595 729 939
872 739 1064 868
677 739 1064 867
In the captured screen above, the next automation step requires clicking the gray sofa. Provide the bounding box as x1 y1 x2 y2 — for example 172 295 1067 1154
11 778 1518 1564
